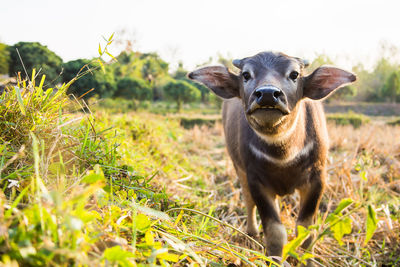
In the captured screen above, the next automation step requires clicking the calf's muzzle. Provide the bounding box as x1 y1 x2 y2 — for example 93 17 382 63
254 86 283 107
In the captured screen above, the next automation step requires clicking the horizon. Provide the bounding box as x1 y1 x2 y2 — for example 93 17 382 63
2 0 400 71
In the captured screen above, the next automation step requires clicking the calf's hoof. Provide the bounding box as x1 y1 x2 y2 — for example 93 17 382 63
269 256 291 267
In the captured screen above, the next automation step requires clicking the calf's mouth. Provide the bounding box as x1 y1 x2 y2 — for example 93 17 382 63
246 100 290 116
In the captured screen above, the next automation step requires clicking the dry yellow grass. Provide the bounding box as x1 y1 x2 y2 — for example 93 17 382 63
166 118 400 266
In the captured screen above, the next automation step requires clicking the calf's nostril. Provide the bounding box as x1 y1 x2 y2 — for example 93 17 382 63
273 90 282 99
255 90 262 99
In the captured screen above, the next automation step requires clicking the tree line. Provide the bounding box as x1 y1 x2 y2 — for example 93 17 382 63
1 41 400 107
0 42 210 110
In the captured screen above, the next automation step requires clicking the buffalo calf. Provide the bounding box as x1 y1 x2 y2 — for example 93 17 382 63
189 52 356 264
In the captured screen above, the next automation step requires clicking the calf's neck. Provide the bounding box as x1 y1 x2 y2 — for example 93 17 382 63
189 52 356 261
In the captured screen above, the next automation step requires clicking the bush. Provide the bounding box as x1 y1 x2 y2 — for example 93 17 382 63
383 70 400 102
114 77 152 100
326 112 370 128
0 43 10 74
8 42 63 84
174 63 210 103
163 80 200 111
95 98 152 112
63 59 116 99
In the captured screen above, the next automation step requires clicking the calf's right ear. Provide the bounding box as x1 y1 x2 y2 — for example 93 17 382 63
303 66 357 100
188 66 240 99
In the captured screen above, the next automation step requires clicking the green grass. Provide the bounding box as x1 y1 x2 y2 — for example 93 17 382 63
326 111 370 128
94 98 221 116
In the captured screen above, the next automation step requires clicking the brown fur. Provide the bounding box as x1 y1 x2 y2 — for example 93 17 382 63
189 52 356 265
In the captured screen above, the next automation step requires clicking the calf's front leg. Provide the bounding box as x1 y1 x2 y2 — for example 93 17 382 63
247 171 287 257
297 171 324 249
296 171 325 267
236 168 258 237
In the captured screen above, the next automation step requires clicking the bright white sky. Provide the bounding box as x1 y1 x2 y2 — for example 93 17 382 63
1 0 400 71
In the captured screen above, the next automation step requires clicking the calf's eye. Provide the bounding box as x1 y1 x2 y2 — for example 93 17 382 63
289 71 299 81
242 72 251 82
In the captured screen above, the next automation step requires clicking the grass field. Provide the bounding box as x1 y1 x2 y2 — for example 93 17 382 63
141 113 400 266
0 79 399 266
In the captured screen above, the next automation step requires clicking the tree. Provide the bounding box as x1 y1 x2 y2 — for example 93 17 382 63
0 43 10 74
329 85 357 102
63 59 92 99
383 70 400 102
173 62 210 103
114 77 152 100
173 62 187 80
140 53 169 82
308 54 334 73
62 58 91 81
112 51 141 78
356 43 400 102
111 51 169 101
62 59 116 100
163 80 200 111
217 53 238 73
140 53 169 100
8 42 63 83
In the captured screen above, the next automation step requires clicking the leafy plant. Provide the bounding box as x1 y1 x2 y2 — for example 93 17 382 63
364 204 378 245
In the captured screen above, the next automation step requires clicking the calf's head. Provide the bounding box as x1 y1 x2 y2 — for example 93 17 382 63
189 51 356 134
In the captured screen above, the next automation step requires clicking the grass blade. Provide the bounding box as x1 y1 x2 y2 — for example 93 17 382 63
364 205 378 245
4 185 30 219
14 86 26 115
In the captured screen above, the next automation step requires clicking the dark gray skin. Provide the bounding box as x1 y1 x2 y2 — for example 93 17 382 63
189 52 356 265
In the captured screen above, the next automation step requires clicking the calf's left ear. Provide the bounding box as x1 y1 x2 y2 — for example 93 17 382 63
303 66 357 100
188 66 240 99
